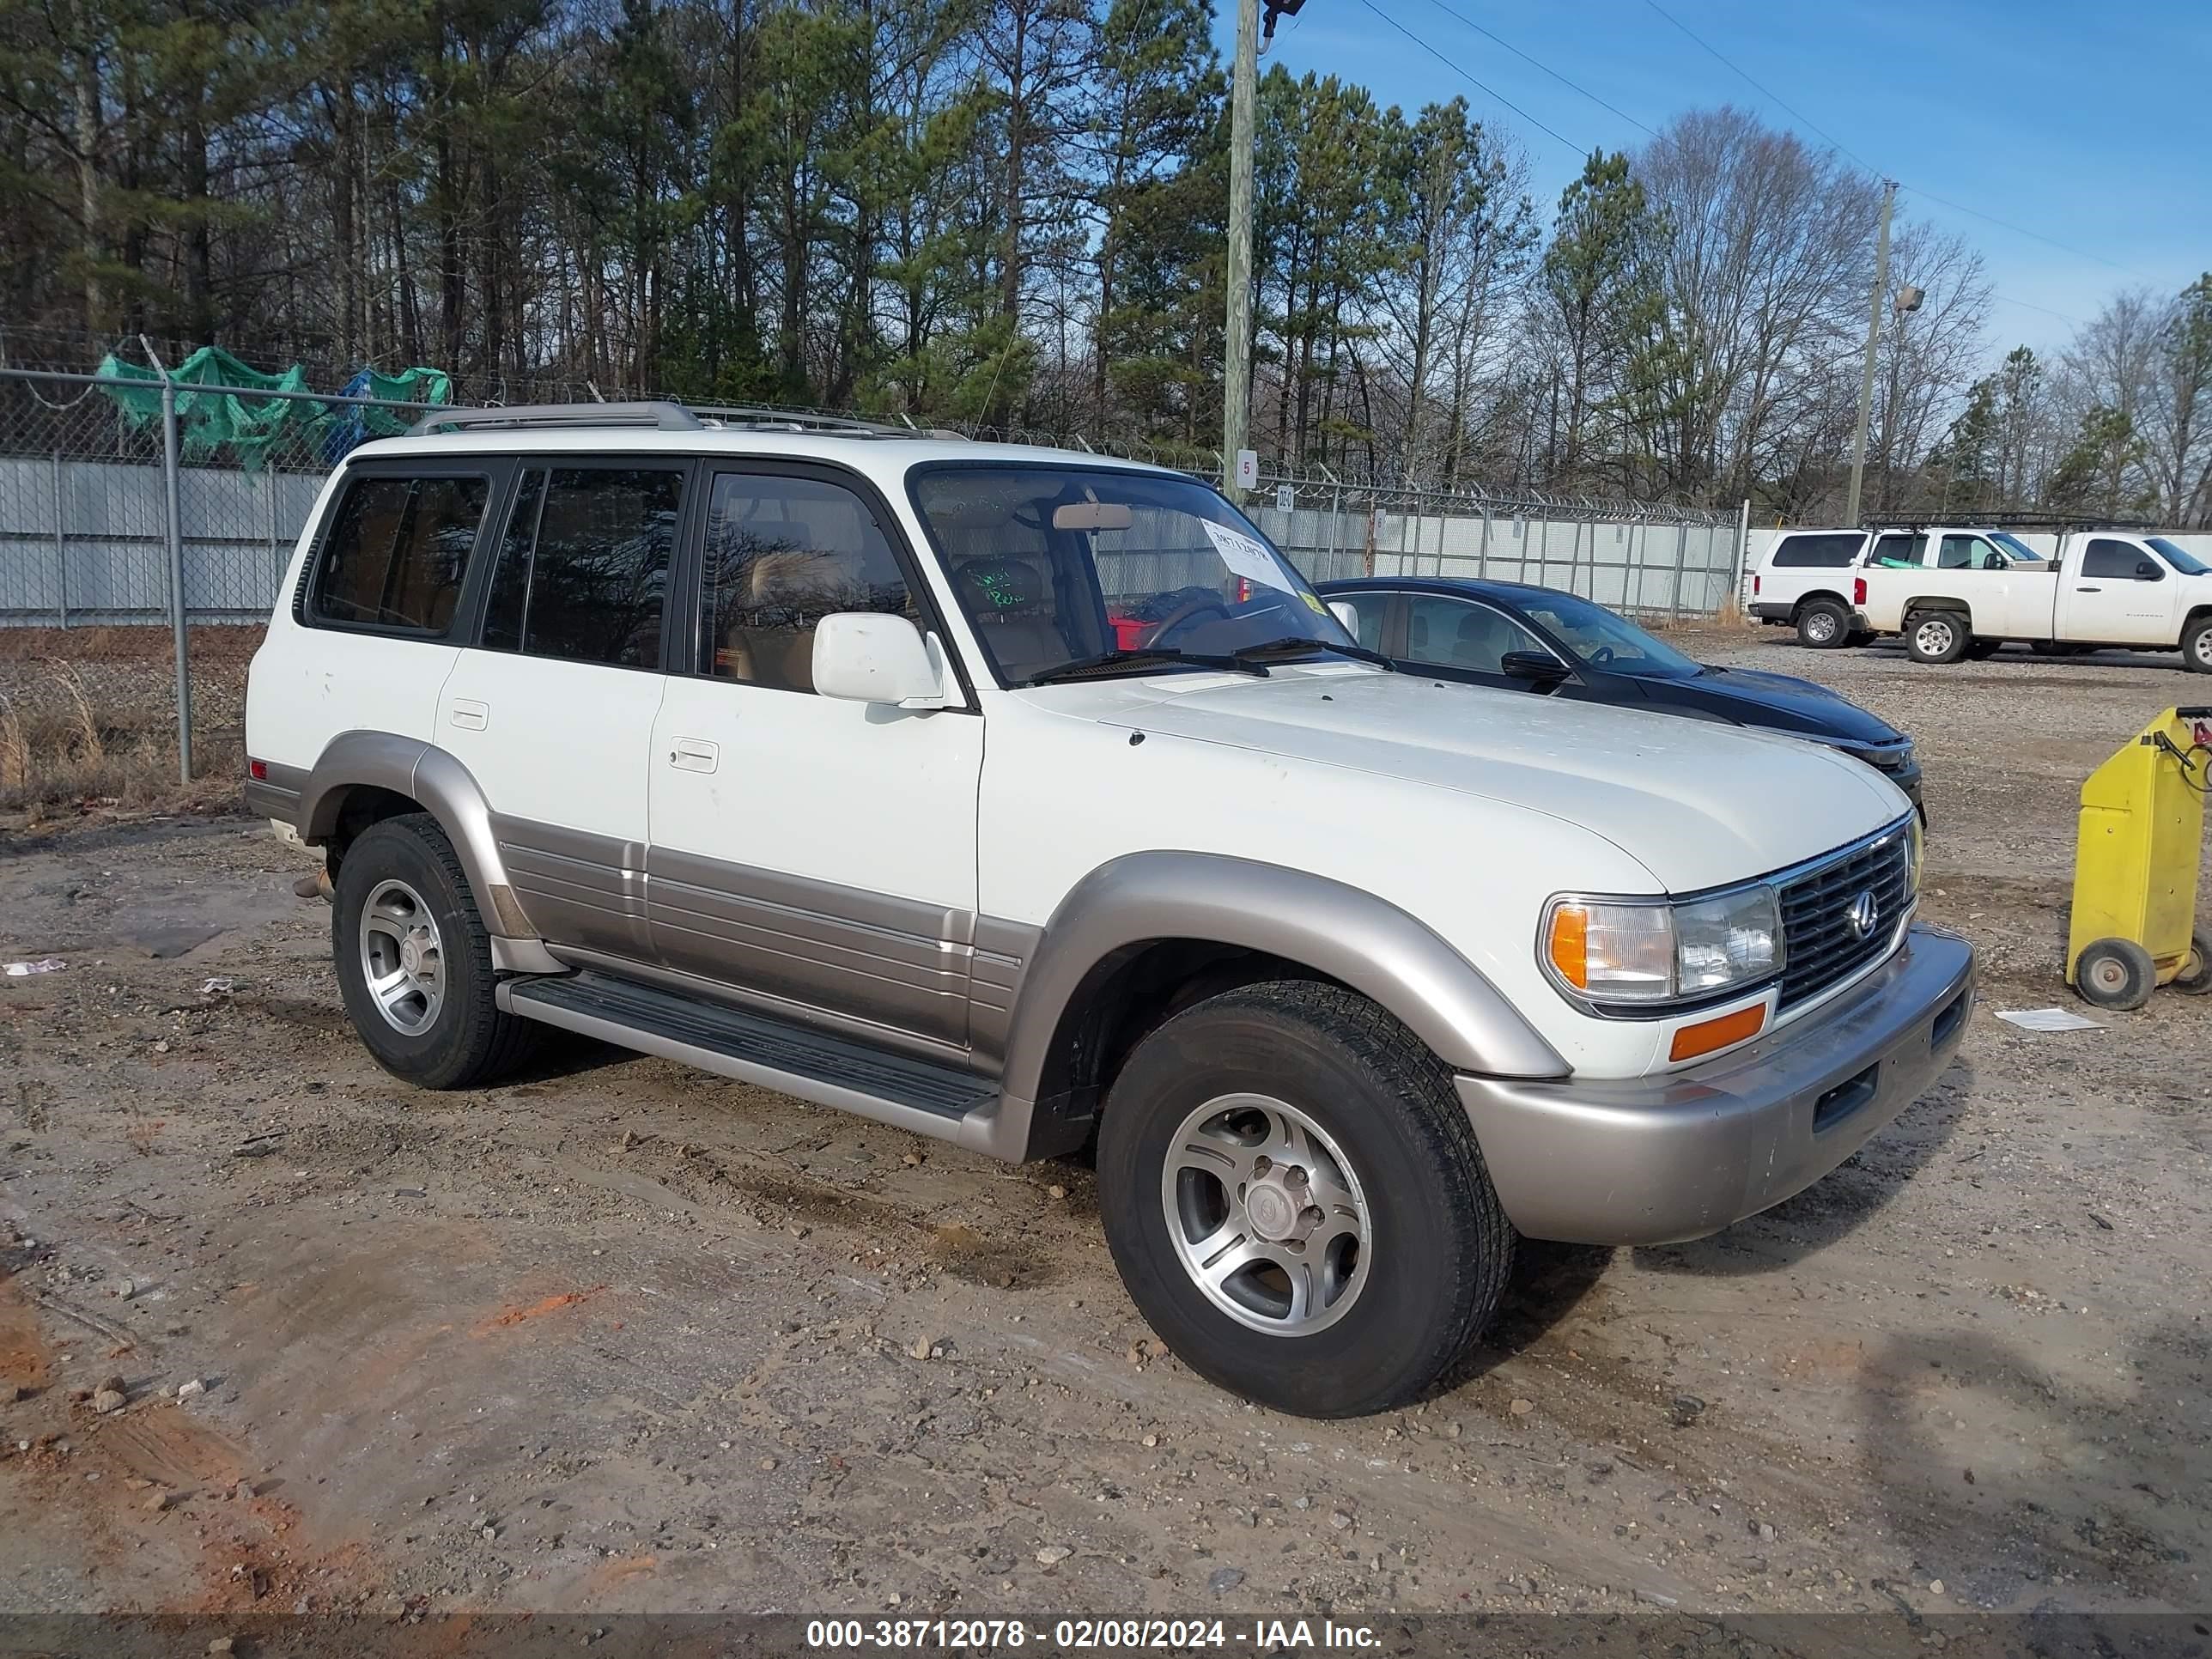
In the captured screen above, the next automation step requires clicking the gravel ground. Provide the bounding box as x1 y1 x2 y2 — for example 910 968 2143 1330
0 626 2206 1634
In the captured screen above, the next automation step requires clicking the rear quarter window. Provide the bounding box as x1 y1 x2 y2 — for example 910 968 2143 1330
1768 532 1864 568
306 472 489 634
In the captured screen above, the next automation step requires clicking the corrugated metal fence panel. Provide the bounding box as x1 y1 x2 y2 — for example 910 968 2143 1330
0 454 319 624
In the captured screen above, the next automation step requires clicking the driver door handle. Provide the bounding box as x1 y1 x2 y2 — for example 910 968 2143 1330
670 737 719 774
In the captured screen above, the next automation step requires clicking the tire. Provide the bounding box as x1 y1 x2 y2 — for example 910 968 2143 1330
2175 932 2212 996
1905 610 1971 665
331 813 542 1089
1095 980 1514 1418
2184 614 2212 675
2074 938 2156 1012
1796 599 1850 649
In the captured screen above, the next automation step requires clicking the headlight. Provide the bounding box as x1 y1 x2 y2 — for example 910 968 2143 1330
1542 886 1784 1009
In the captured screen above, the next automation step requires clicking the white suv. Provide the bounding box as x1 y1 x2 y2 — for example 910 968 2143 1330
245 403 1973 1417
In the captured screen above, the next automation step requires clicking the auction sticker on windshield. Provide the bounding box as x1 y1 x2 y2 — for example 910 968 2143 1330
1201 520 1292 592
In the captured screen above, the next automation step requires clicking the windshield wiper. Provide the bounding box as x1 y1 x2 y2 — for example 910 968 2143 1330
1230 635 1395 670
1024 647 1268 686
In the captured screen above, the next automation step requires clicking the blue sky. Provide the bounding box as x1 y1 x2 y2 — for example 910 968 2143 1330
1224 0 2211 352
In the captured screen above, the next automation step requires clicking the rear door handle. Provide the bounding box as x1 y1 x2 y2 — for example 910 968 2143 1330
670 737 719 774
450 698 489 731
2075 586 2100 593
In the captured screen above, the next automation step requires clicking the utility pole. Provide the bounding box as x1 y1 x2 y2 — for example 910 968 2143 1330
1222 0 1259 499
1844 179 1897 531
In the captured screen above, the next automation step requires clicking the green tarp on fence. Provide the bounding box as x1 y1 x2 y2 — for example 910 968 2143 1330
95 346 450 466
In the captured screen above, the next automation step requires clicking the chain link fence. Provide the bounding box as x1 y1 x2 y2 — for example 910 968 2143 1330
0 357 1750 797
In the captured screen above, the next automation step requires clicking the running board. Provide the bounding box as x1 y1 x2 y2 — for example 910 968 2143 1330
498 970 1018 1153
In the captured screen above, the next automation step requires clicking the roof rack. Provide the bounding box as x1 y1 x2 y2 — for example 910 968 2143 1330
408 401 703 436
687 404 909 436
404 398 972 443
1863 510 2156 532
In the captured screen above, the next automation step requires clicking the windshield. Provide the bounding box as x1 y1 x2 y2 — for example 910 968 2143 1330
1990 531 2047 563
910 465 1354 685
2149 536 2210 576
1516 591 1702 678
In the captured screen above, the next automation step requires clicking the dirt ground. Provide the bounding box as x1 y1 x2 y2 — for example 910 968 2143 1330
1 626 2207 1634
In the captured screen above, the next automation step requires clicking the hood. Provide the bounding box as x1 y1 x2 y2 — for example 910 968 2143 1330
1031 666 1907 893
1651 665 1907 745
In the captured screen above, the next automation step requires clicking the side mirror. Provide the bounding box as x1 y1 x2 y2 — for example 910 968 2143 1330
1327 599 1361 632
1982 552 2005 571
1500 650 1571 685
2136 560 2162 581
812 613 949 708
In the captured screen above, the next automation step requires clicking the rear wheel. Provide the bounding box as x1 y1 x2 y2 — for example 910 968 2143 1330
1096 981 1514 1418
2175 932 2212 996
1905 610 1972 665
1796 599 1850 648
332 814 542 1089
2074 938 2156 1012
2183 614 2212 675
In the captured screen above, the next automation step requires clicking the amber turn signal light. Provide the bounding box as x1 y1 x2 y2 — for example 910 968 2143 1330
1668 1003 1766 1063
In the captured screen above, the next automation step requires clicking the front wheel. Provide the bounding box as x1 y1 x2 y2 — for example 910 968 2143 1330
2183 615 2212 675
2074 938 2156 1012
1096 981 1514 1418
1906 611 1972 665
1796 599 1850 648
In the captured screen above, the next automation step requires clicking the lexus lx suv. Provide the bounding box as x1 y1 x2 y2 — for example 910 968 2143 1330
245 403 1974 1418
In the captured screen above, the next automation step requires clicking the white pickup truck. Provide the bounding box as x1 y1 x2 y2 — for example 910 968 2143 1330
1760 526 2212 669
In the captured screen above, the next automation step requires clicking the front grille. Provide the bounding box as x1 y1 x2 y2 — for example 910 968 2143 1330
1776 826 1912 1008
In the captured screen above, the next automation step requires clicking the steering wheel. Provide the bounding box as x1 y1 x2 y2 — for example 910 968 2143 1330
1589 645 1615 666
1141 597 1231 646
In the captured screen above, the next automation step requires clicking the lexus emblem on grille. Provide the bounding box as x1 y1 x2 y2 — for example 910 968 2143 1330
1847 890 1880 939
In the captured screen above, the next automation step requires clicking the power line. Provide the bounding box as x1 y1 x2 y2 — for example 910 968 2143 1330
1352 0 1588 157
1414 0 1656 138
1989 292 2084 327
1345 1 2098 335
1636 0 2156 287
1637 0 1875 173
1898 187 2153 283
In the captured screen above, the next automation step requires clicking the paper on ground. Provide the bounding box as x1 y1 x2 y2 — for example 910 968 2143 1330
1994 1006 2105 1033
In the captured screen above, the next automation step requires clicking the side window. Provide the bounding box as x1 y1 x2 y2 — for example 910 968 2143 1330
1869 533 1917 568
1334 592 1388 652
702 473 916 693
1936 535 1987 571
307 473 487 633
1405 595 1547 674
1771 533 1863 568
478 466 683 668
2082 538 2157 580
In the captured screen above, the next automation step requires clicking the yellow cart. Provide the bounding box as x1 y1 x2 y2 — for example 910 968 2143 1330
2068 706 2212 1010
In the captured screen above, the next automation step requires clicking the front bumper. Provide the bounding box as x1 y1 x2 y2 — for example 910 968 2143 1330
1455 924 1973 1245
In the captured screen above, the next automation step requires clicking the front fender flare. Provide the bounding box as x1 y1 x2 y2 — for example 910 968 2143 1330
998 851 1569 1114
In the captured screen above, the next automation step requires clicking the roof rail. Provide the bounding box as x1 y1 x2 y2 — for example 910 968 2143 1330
1862 510 2156 532
407 401 705 437
685 404 922 437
